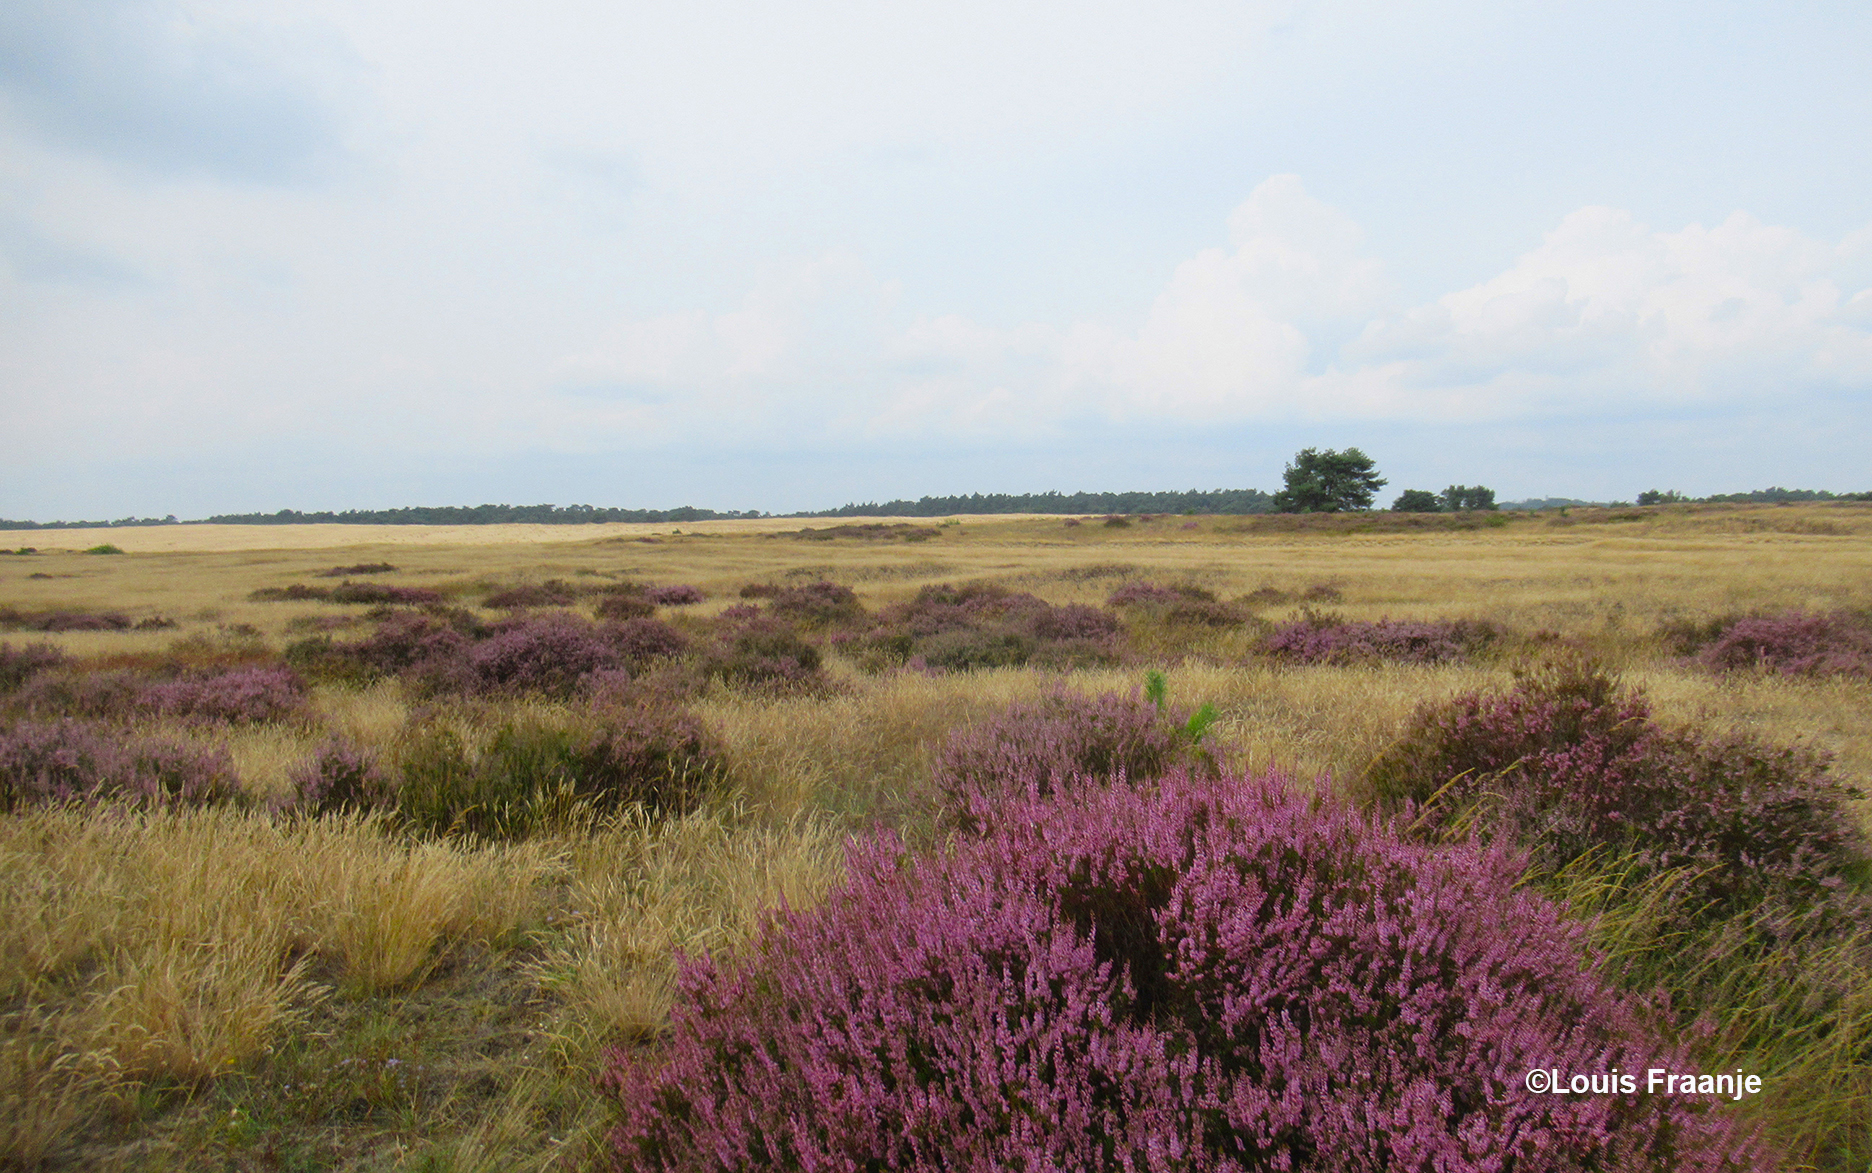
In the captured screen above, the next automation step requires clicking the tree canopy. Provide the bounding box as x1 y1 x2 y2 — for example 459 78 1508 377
1272 448 1387 513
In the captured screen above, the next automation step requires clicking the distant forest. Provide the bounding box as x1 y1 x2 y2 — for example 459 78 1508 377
2 486 1867 529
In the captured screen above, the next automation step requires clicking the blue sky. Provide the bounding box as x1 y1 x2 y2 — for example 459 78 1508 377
3 0 1869 518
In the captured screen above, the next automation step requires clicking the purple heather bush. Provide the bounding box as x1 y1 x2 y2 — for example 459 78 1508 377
764 580 865 627
605 617 691 668
932 688 1205 826
326 581 444 605
0 641 66 692
289 739 396 816
1687 610 1872 679
14 669 152 720
603 770 1765 1173
855 582 1123 672
0 720 242 811
1265 612 1498 665
139 665 309 724
646 584 706 606
698 613 827 692
456 612 624 697
1366 660 1868 923
595 591 657 621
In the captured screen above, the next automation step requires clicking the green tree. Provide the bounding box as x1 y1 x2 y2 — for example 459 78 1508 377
1441 484 1498 512
1272 448 1387 513
1391 489 1442 513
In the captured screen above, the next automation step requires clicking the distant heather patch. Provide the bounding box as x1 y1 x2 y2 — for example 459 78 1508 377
646 584 705 606
1684 610 1872 678
1265 613 1498 665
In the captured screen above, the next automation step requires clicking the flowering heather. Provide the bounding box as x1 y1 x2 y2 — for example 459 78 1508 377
856 582 1122 672
603 770 1764 1172
699 614 826 691
289 738 396 816
646 584 706 606
326 581 444 605
1689 610 1872 678
605 617 691 668
1367 660 1868 922
14 669 153 719
0 720 242 811
764 580 864 627
932 688 1201 824
1266 613 1498 665
458 612 624 697
0 641 65 691
595 591 657 621
340 611 476 676
140 665 310 724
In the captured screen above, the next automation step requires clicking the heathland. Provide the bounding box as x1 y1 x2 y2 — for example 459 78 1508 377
2 501 1869 1170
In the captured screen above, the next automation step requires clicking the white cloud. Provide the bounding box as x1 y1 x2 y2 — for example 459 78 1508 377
536 180 1872 448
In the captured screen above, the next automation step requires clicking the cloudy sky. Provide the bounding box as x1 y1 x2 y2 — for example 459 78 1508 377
3 0 1869 518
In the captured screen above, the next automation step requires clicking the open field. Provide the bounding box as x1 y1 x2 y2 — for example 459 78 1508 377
4 501 1871 1170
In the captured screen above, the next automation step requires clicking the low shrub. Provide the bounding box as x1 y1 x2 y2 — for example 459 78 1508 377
764 581 864 627
288 739 397 816
1689 610 1872 678
456 612 623 697
607 617 690 668
855 582 1122 672
737 582 783 598
931 688 1211 826
646 584 705 606
316 562 398 577
37 610 134 632
139 665 309 724
394 706 726 836
699 615 826 692
0 642 65 692
326 581 443 605
1265 613 1498 665
595 594 657 621
83 544 124 555
603 770 1764 1172
13 670 148 719
249 583 329 602
0 720 242 811
1365 659 1869 926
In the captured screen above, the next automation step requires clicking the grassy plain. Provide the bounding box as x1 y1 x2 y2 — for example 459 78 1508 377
2 500 1869 1170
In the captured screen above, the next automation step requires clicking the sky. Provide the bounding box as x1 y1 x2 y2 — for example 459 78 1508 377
3 0 1869 519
